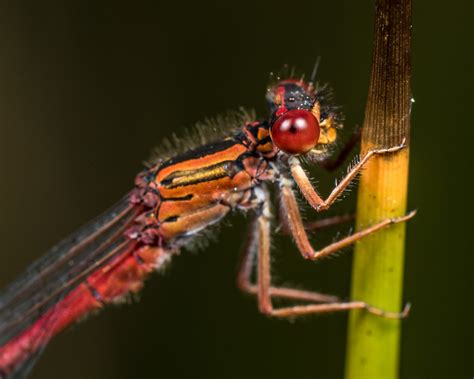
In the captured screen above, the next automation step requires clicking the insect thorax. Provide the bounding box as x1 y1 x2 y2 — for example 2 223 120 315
128 120 278 249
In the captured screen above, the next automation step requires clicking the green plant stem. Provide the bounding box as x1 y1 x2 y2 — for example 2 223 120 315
345 1 412 379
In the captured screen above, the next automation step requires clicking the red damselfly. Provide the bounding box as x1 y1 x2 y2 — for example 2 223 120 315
0 65 415 379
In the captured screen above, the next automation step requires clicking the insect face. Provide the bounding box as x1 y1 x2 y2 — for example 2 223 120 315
267 79 338 156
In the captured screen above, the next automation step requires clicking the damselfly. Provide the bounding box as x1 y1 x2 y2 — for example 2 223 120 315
0 66 414 379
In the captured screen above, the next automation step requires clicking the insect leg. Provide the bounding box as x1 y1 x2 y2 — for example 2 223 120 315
304 213 355 231
237 199 338 304
253 192 409 319
279 178 416 261
289 140 406 211
278 213 355 235
276 190 353 235
236 217 258 294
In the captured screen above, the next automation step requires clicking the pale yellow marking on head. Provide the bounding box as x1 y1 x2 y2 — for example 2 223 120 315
317 127 337 144
320 116 333 129
326 127 337 142
311 101 321 121
318 133 329 144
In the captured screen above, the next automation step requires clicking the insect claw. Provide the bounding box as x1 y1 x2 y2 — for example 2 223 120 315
405 209 417 219
364 302 411 319
392 210 417 224
401 302 412 318
372 140 408 156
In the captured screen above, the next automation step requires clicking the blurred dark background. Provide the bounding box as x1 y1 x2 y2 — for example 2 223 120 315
0 1 471 378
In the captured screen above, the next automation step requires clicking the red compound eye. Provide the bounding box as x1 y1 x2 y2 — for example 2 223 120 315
270 109 320 154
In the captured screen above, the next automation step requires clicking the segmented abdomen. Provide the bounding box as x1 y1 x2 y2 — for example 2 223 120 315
0 244 169 378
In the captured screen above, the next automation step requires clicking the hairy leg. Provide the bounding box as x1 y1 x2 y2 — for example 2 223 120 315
238 191 410 319
290 141 406 212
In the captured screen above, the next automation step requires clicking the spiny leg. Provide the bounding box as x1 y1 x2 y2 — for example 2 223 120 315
280 213 355 235
237 215 338 304
279 177 416 261
304 214 355 231
238 192 409 319
252 196 409 319
277 198 354 235
277 179 412 318
290 140 406 212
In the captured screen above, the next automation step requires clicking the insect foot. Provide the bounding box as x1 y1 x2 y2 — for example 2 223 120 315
364 302 412 319
390 210 417 224
371 137 407 156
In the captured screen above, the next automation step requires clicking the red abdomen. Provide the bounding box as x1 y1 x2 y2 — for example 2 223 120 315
0 245 168 377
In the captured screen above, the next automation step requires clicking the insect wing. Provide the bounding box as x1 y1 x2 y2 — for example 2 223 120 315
0 193 140 377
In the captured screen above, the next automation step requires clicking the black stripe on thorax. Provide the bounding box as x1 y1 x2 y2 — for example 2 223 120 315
161 194 194 202
158 138 239 171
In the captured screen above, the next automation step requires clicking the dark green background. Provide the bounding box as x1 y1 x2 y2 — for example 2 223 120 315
0 1 471 378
